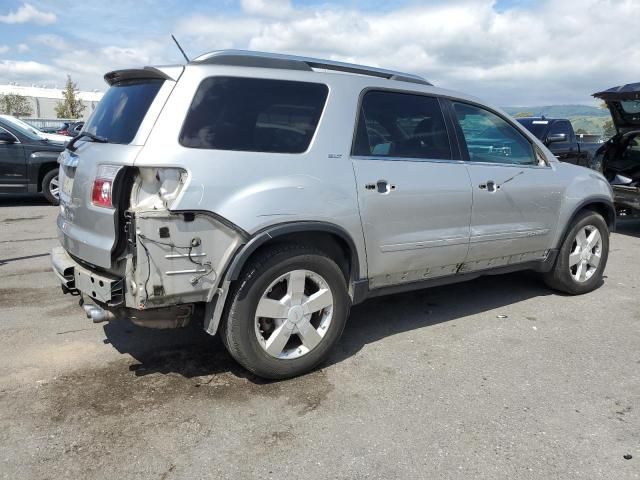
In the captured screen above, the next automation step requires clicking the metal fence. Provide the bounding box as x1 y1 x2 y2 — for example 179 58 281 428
20 117 77 130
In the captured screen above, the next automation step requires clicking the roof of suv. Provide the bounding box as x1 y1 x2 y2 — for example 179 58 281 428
190 50 432 86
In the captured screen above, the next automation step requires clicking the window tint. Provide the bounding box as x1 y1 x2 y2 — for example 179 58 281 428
353 91 451 160
548 121 572 141
180 77 328 153
516 118 548 140
84 79 163 144
453 102 536 165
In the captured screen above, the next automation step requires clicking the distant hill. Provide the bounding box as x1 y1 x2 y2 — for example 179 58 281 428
501 104 609 118
500 104 611 135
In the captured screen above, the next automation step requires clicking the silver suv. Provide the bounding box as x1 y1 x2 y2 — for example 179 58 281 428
51 50 614 379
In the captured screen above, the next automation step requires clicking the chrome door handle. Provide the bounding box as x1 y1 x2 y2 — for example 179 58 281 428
479 180 499 192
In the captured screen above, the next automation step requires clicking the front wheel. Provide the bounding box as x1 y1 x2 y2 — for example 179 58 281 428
544 210 609 295
220 245 350 379
42 168 60 206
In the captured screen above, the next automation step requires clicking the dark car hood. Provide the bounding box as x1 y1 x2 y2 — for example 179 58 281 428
593 83 640 133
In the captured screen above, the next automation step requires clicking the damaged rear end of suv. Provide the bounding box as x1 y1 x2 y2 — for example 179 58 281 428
52 64 245 332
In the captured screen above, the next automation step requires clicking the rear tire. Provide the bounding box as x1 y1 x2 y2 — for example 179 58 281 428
220 244 350 380
544 210 609 295
42 168 60 206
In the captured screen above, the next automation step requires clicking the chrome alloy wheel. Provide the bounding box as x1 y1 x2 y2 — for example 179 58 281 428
254 269 334 360
49 174 60 200
569 224 602 283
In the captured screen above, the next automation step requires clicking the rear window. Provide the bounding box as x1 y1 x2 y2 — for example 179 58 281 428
516 119 548 140
84 79 163 144
179 77 328 153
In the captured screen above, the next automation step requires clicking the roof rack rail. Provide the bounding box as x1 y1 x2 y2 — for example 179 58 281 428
190 50 432 86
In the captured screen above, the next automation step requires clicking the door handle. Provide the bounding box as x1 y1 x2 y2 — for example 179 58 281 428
365 180 396 194
479 180 499 192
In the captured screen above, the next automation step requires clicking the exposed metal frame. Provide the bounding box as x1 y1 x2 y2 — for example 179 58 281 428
190 49 432 86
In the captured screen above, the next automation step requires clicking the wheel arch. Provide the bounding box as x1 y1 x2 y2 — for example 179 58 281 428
28 151 60 192
37 162 59 192
556 196 616 249
225 221 362 285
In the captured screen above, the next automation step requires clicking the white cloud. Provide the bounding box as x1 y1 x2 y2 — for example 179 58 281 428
0 60 60 82
176 0 640 105
17 43 29 53
240 0 291 18
4 0 639 105
0 3 56 25
0 45 9 54
30 34 70 51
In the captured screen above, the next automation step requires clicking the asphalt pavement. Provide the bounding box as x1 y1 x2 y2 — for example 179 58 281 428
0 195 638 479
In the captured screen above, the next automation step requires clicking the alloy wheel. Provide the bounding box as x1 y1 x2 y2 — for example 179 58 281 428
569 224 602 283
49 174 60 200
254 269 334 360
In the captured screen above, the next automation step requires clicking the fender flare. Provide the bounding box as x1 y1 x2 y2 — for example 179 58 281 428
556 195 616 249
225 221 361 282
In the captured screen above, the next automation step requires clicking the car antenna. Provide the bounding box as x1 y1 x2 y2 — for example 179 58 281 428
171 34 190 63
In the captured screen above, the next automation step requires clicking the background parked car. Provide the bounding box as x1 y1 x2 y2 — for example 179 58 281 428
0 115 64 205
56 121 84 137
516 116 599 167
55 122 71 135
0 115 70 145
591 82 640 214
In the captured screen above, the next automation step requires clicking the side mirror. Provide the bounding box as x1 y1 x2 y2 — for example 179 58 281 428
546 133 567 145
0 131 16 144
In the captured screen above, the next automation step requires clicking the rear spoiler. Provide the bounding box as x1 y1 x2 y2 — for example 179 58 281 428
103 65 184 86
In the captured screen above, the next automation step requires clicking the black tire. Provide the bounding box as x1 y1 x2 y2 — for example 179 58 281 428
220 244 350 379
42 168 60 206
544 210 609 295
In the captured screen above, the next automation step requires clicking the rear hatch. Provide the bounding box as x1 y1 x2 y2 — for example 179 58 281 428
58 66 183 271
593 83 640 133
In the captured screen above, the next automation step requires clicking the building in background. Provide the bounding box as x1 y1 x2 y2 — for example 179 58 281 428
0 83 103 121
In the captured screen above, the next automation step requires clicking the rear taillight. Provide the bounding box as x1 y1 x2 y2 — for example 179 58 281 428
91 165 122 208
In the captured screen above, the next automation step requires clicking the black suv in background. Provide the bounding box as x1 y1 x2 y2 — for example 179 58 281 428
517 117 599 167
0 116 64 205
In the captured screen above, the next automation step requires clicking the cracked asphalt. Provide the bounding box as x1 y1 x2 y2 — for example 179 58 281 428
0 195 638 479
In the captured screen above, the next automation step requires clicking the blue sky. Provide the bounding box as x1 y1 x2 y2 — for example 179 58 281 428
0 0 638 105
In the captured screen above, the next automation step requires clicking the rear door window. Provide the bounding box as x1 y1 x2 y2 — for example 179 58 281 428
352 90 452 160
84 79 163 144
179 77 328 154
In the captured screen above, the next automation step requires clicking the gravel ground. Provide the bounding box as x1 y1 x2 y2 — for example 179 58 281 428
0 195 638 480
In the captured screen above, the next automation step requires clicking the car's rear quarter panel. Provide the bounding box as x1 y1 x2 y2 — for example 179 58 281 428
136 65 369 277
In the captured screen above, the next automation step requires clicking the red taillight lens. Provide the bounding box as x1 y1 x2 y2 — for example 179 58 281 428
91 178 113 207
91 165 121 208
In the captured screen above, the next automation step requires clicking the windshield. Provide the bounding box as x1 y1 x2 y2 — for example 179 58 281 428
0 115 46 141
516 119 548 140
84 79 163 144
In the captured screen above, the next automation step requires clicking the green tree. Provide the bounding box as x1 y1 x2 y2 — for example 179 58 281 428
513 111 534 118
55 75 86 119
0 93 33 116
602 119 616 138
575 128 588 134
